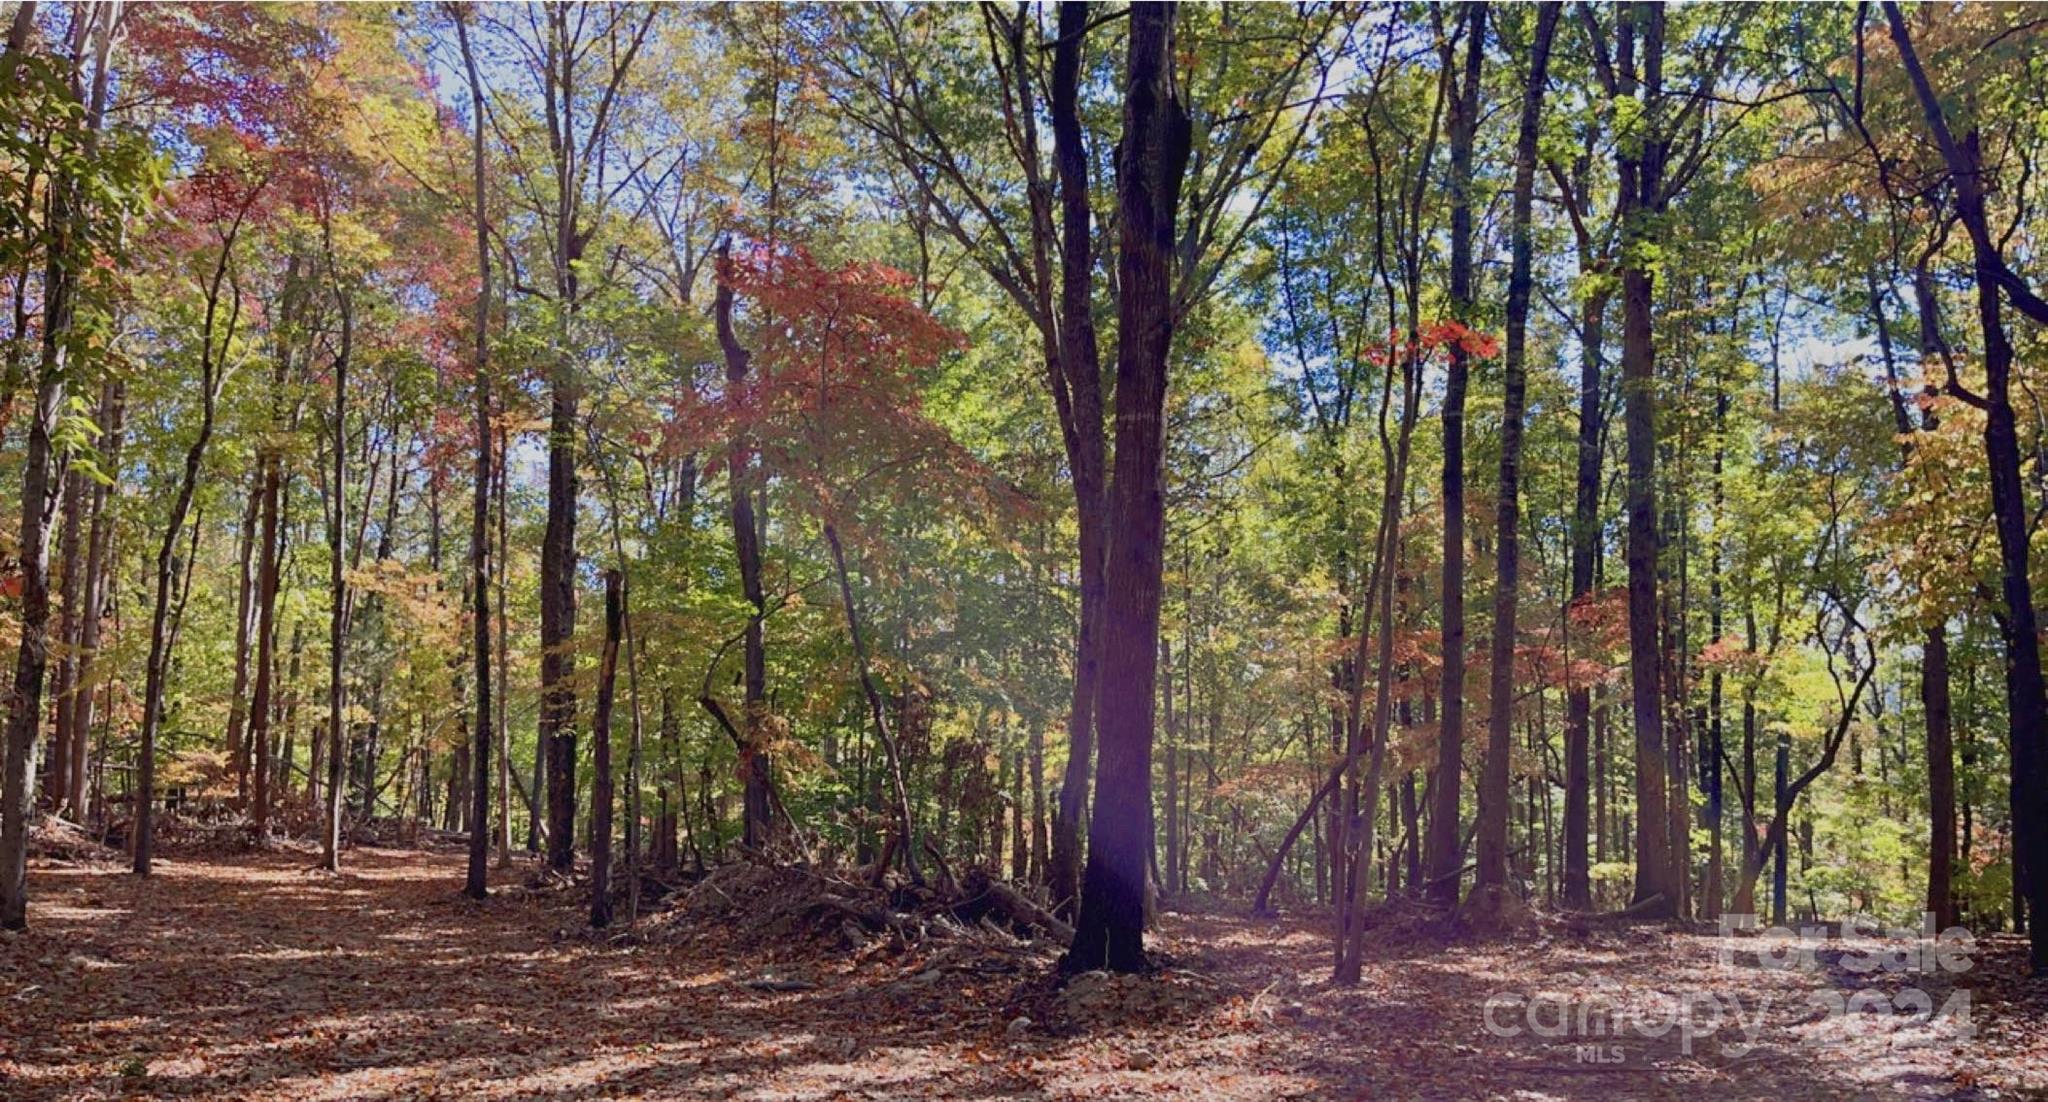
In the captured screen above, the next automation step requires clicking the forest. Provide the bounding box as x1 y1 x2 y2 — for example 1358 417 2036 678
3 2 2047 1098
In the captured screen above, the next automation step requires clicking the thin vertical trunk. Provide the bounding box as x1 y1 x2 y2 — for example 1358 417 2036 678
458 9 493 901
590 571 621 928
713 244 774 848
1066 0 1190 975
1475 1 1557 906
1423 3 1483 908
44 463 86 813
495 421 512 866
826 525 921 883
323 286 353 873
66 381 124 819
224 476 261 803
136 203 249 876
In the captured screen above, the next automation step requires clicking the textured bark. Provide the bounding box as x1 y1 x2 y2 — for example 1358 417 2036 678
1065 0 1189 975
1475 0 1557 901
1423 3 1484 909
3 11 101 924
1613 3 1677 916
1044 0 1111 921
248 445 285 839
1562 278 1608 908
590 572 622 928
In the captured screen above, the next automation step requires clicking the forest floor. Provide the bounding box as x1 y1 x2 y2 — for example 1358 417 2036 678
3 840 2043 1101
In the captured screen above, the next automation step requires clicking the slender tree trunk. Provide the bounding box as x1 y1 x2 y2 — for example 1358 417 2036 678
713 244 774 849
458 10 493 901
1423 3 1483 908
826 524 921 883
1066 0 1190 974
223 476 261 804
323 292 353 874
590 571 621 927
44 463 86 814
136 212 248 876
66 381 124 820
1475 1 1557 908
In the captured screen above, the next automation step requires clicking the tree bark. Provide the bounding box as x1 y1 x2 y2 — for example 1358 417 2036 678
590 571 621 928
1045 0 1111 921
1065 0 1189 975
1423 3 1484 909
1475 0 1557 904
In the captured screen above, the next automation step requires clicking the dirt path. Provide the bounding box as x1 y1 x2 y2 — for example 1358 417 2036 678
1 847 2034 1100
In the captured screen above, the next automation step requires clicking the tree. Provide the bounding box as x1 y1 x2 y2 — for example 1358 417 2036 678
1065 0 1191 975
456 4 492 902
1882 1 2048 972
1473 0 1561 915
1421 0 1483 912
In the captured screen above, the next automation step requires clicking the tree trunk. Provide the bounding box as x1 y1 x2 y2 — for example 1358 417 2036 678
66 381 124 820
713 243 774 849
458 9 493 902
1476 1 1556 905
1045 0 1112 921
826 524 921 883
590 571 621 927
44 461 86 814
1423 3 1484 909
223 475 261 804
322 289 353 874
1066 0 1189 974
1615 4 1676 916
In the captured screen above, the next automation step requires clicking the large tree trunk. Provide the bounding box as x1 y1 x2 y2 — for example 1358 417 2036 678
1065 0 1190 975
247 437 286 841
1475 1 1557 907
1044 0 1111 921
3 12 100 923
1423 3 1483 909
1615 4 1677 916
1562 278 1609 909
